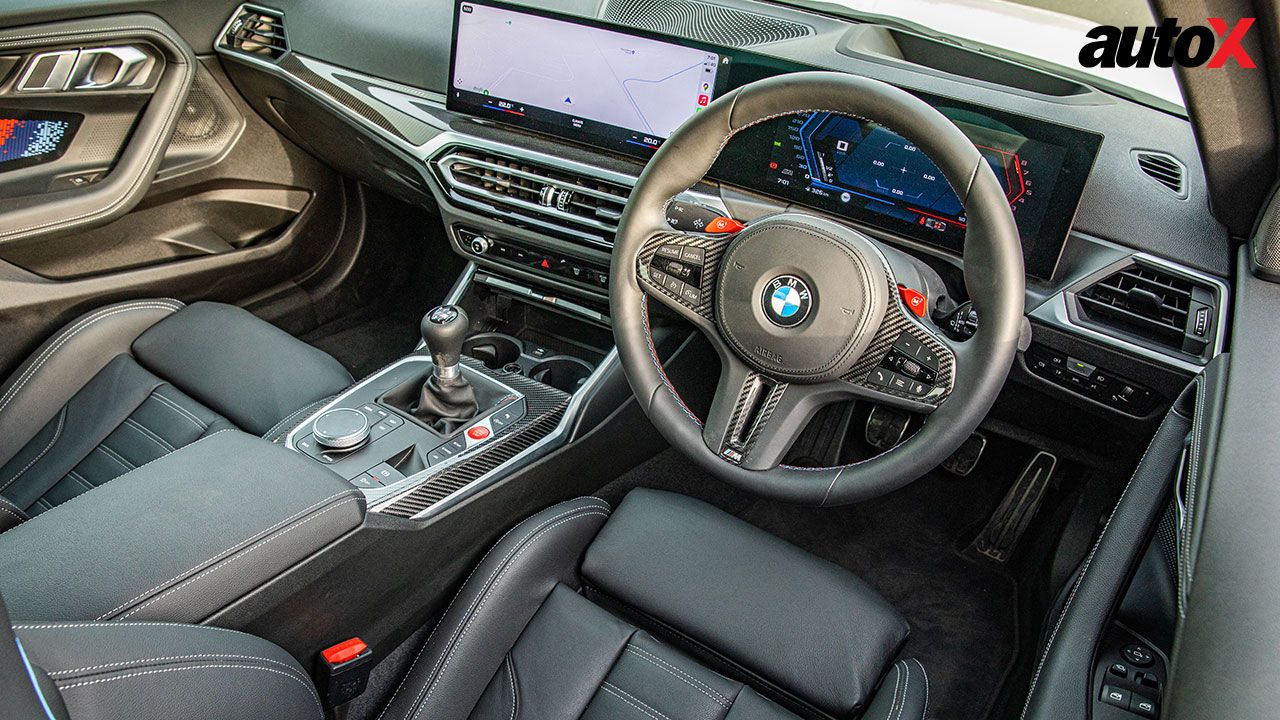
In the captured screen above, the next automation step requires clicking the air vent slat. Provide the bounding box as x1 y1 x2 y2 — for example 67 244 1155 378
1133 150 1186 197
435 147 631 242
220 5 289 62
1075 260 1217 358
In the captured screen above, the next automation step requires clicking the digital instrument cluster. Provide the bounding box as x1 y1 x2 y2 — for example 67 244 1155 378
446 0 1102 279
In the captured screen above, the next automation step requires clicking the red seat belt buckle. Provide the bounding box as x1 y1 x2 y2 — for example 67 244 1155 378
319 637 373 708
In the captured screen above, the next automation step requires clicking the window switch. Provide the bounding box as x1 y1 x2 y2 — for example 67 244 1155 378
1129 694 1158 718
1100 685 1130 710
1108 662 1129 679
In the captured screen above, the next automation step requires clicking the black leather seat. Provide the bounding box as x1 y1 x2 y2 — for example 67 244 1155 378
5 490 928 720
0 299 352 532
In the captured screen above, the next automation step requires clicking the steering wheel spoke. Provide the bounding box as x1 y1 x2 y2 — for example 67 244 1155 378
703 359 858 471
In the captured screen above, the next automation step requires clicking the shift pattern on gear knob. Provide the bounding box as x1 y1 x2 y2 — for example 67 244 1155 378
421 305 469 380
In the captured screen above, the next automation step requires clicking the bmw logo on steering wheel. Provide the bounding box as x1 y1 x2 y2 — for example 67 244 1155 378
762 275 813 328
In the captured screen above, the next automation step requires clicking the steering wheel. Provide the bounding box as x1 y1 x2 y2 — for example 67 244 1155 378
609 72 1025 506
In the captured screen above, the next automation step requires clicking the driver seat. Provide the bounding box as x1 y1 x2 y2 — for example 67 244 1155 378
7 490 928 720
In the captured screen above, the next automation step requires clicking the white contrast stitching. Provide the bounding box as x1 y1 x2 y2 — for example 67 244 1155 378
600 682 671 720
150 391 207 431
124 418 175 453
8 429 235 536
14 621 251 637
897 660 911 720
914 658 929 720
47 652 300 677
0 301 183 417
54 662 321 711
375 499 611 720
0 498 26 525
406 507 611 720
0 407 66 493
506 654 518 720
1021 408 1181 718
110 493 361 620
624 645 730 708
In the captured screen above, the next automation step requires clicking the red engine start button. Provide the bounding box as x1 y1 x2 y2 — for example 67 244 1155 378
466 425 491 441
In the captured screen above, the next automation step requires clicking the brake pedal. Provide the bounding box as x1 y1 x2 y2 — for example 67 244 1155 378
970 450 1058 562
943 432 987 476
865 405 910 451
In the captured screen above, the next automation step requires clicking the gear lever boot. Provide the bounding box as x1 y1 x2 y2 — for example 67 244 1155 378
414 305 478 431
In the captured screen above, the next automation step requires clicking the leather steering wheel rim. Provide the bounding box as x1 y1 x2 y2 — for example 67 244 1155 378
610 71 1024 506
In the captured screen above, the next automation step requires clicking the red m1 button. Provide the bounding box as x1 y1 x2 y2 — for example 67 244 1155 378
897 285 927 318
466 425 491 441
704 216 745 234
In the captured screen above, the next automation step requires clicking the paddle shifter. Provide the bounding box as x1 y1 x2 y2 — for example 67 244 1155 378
414 305 478 431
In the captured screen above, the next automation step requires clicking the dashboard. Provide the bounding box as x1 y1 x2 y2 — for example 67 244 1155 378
447 0 1101 279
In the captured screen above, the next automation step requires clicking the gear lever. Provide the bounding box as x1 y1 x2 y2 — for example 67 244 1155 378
414 305 478 431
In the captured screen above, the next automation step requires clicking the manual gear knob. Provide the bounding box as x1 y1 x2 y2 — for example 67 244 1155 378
421 305 469 380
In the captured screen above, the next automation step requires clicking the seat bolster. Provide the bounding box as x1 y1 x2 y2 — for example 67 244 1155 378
581 488 909 717
380 496 612 720
855 659 930 720
131 302 353 435
0 299 184 468
14 620 321 720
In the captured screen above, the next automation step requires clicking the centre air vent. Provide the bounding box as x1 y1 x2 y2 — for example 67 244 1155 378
1073 260 1218 359
435 148 630 242
220 5 288 62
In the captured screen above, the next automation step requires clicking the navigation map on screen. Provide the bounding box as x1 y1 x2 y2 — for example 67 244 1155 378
450 1 726 153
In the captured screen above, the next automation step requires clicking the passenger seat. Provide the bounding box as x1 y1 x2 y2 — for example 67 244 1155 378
0 300 352 531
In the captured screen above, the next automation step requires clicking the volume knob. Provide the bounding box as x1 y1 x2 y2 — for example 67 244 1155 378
469 235 492 254
312 408 369 450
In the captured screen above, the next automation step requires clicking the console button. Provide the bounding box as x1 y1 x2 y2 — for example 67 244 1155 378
491 406 520 429
350 473 382 489
1129 694 1158 718
1066 357 1096 377
467 425 491 441
427 448 447 465
1123 644 1155 668
1100 685 1130 710
447 438 467 453
368 463 404 485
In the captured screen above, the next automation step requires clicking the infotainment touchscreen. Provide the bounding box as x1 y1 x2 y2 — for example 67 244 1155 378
449 0 733 156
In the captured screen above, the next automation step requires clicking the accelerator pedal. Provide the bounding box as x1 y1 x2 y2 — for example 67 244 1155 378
971 450 1058 562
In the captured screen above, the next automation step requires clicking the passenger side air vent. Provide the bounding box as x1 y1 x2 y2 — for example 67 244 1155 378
1133 151 1187 198
434 148 630 242
1073 259 1219 359
602 0 813 47
220 5 288 62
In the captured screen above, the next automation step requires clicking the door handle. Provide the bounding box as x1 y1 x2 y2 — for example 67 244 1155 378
16 46 152 92
67 46 152 90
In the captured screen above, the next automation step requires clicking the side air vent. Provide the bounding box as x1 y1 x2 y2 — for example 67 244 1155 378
1133 150 1187 198
601 0 813 47
1074 260 1218 358
220 5 288 62
435 148 630 242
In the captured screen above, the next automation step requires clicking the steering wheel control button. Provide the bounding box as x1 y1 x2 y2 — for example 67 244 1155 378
665 200 723 232
680 284 702 304
867 368 895 388
312 408 370 450
655 244 684 261
1122 644 1155 667
897 285 928 317
704 216 746 234
1100 685 1131 710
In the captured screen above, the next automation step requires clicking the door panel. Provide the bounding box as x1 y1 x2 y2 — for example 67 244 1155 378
0 12 358 377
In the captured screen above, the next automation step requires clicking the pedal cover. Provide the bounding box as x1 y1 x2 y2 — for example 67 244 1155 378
971 450 1058 562
943 432 987 476
865 405 910 451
